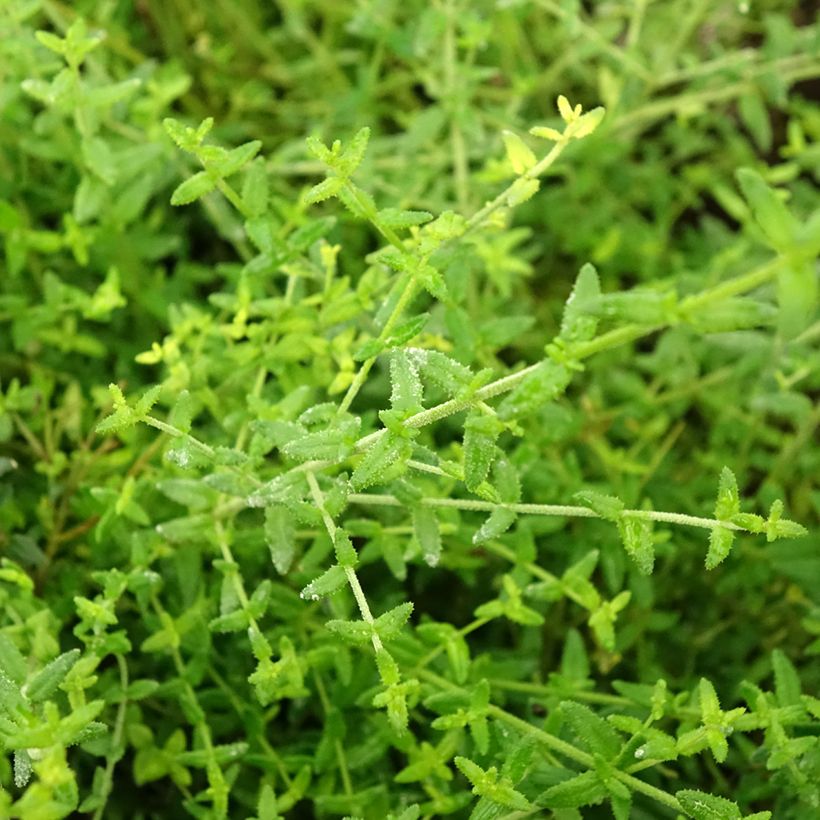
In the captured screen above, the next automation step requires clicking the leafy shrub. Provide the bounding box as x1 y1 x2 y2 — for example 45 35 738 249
1 1 818 818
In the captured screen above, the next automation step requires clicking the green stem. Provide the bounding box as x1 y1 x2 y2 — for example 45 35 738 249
536 0 652 81
305 472 382 652
91 653 129 820
444 0 470 210
342 180 405 251
337 274 418 414
346 492 743 532
464 138 568 235
420 669 684 813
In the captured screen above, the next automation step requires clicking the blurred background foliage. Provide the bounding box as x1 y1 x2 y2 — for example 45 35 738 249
1 0 818 817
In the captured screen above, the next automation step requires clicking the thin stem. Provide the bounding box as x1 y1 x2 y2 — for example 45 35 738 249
342 180 405 251
536 0 652 81
464 138 568 236
150 597 229 815
305 472 382 652
337 274 418 415
312 668 354 796
617 59 817 134
412 617 490 674
347 492 743 532
419 668 684 813
215 178 251 219
91 653 129 820
444 0 469 209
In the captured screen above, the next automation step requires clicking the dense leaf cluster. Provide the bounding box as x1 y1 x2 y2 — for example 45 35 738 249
1 1 818 819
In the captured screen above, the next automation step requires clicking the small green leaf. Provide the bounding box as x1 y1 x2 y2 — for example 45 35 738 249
242 158 269 216
304 176 345 205
389 349 424 413
0 635 27 685
35 30 67 55
567 106 605 139
771 649 802 707
325 619 373 644
502 130 536 174
418 350 473 395
218 140 262 177
561 263 601 342
575 490 624 522
498 360 572 420
706 527 735 570
506 177 540 206
171 171 216 206
617 515 654 574
412 506 441 567
26 649 81 702
714 467 740 520
209 609 250 634
378 209 433 229
538 770 608 809
463 412 503 492
300 565 347 601
374 602 414 640
560 701 621 760
473 508 516 545
777 260 817 338
530 125 564 141
764 499 807 541
350 432 411 490
339 126 370 175
676 789 743 820
557 95 574 122
333 530 358 568
736 168 797 251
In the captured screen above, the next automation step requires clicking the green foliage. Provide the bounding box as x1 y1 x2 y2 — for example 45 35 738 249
1 1 818 818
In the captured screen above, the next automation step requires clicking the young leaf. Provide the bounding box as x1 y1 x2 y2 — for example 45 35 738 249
560 701 621 760
537 771 608 809
771 649 802 708
714 467 740 520
339 126 370 175
282 420 358 462
304 176 345 205
675 789 744 820
473 508 517 545
777 260 817 338
418 350 473 395
390 349 424 413
736 168 797 251
265 506 296 575
218 140 262 177
506 177 540 206
617 515 655 574
561 263 601 342
706 526 735 570
412 506 441 567
350 432 411 490
300 565 347 601
378 209 433 229
502 130 536 174
26 649 81 703
325 619 373 644
574 489 624 522
0 635 27 685
374 602 414 640
498 360 572 420
567 107 605 139
764 499 808 542
171 172 216 206
333 530 358 568
463 412 503 492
